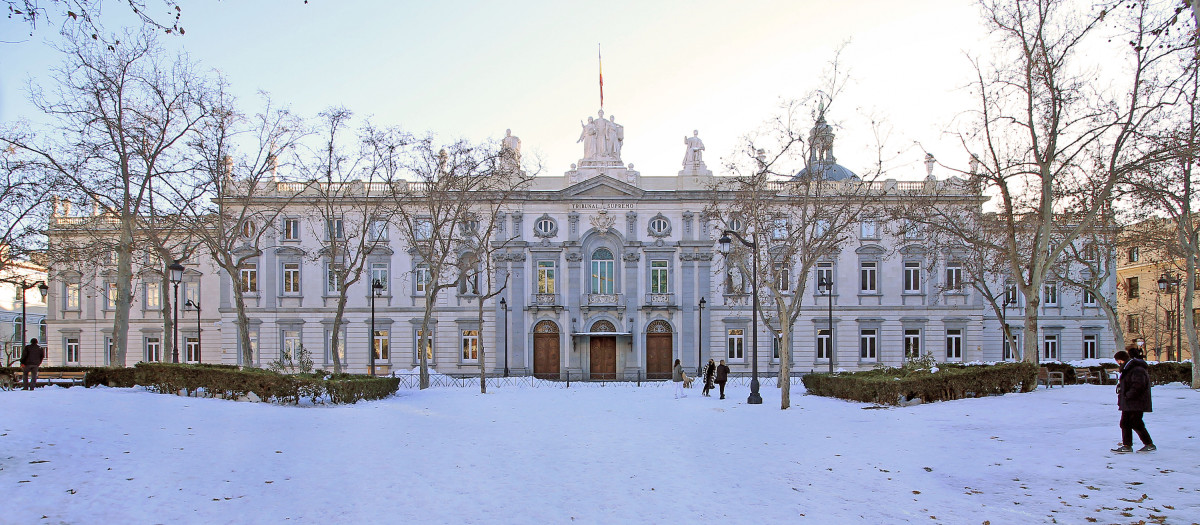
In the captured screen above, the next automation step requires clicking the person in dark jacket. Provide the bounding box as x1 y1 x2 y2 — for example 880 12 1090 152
701 359 716 397
715 359 730 399
19 338 45 391
1111 349 1154 453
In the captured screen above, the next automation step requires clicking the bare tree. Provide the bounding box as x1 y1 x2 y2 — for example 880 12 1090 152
5 0 185 40
2 30 209 366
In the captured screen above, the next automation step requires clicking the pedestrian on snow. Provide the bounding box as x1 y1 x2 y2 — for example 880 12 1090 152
715 359 730 399
672 359 687 399
702 359 716 396
20 338 44 391
1111 348 1155 453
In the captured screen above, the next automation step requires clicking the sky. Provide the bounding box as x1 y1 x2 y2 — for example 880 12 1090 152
0 1 995 181
6 377 1200 523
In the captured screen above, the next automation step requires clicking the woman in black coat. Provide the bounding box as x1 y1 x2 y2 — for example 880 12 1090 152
702 359 716 397
715 359 730 400
1111 349 1154 453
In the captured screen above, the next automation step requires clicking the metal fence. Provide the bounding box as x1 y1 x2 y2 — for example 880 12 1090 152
389 371 807 389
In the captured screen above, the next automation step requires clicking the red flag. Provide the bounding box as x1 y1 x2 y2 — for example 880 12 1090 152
598 44 604 109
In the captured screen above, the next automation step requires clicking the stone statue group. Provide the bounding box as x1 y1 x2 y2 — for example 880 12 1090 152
578 109 625 160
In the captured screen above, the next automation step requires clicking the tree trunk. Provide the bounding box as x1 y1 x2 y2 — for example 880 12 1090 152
112 214 135 367
1021 297 1040 364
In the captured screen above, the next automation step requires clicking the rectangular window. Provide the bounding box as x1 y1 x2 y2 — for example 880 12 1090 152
816 329 831 360
144 337 161 362
945 263 963 291
772 333 782 362
282 330 301 360
283 218 300 241
415 219 433 241
1082 281 1096 306
184 282 198 309
774 263 791 292
859 329 877 360
537 261 556 294
416 330 433 362
591 258 615 294
1126 314 1139 333
1004 282 1019 306
415 264 430 294
771 217 788 240
370 263 389 293
65 282 80 310
946 329 963 360
903 261 921 293
104 282 118 310
904 220 922 239
185 336 200 363
860 220 878 239
368 219 389 241
1083 334 1097 359
1165 310 1177 331
104 337 113 366
326 264 343 294
1043 281 1059 306
374 330 390 360
1002 330 1019 361
1043 334 1059 360
650 260 669 294
859 261 877 293
283 263 302 294
1125 277 1139 299
65 337 80 363
239 263 258 293
903 329 921 359
1127 247 1139 262
146 281 161 309
816 262 834 293
325 329 346 363
726 329 745 362
461 330 479 362
326 218 345 239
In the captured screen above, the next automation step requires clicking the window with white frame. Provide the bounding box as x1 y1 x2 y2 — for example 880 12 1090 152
239 262 258 293
104 281 118 310
946 329 963 360
903 261 921 293
461 330 479 362
1082 280 1097 306
771 217 787 240
904 220 923 239
374 330 390 360
145 281 161 309
774 262 791 292
144 337 161 362
283 218 300 241
726 329 745 362
904 329 921 359
1083 334 1097 359
860 219 879 239
416 329 433 362
1043 334 1059 360
772 332 782 362
65 337 80 363
184 282 198 308
282 330 301 360
860 261 877 293
104 336 113 366
326 264 343 294
237 330 259 366
414 264 431 295
591 248 615 294
1043 281 1059 306
185 336 200 363
816 328 831 360
537 261 555 294
534 217 556 237
650 260 669 294
368 219 388 241
815 219 830 237
1004 282 1019 306
945 262 964 291
650 216 671 237
859 329 877 360
816 262 834 293
326 218 345 240
1002 330 1020 361
64 282 80 310
282 263 302 294
415 218 433 241
325 329 346 363
370 263 389 293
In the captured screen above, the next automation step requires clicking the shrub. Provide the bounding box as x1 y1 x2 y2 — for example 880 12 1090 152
126 363 399 405
82 367 138 388
1146 361 1191 385
802 362 1038 405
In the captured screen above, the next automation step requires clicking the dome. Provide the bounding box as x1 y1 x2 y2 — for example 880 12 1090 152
795 161 858 181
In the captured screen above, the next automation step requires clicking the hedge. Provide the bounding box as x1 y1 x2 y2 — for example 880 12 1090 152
1042 361 1192 385
123 363 401 405
801 362 1039 406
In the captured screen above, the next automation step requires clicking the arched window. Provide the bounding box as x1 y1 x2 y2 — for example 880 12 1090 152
591 248 615 294
647 320 672 333
534 320 560 333
590 320 616 332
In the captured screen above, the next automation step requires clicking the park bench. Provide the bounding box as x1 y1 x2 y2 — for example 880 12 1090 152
1037 367 1064 388
1073 368 1098 384
2 369 87 389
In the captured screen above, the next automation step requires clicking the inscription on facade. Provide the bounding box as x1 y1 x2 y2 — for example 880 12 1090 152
570 202 636 210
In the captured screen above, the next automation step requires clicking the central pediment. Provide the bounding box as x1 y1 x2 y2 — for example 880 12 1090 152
558 175 645 199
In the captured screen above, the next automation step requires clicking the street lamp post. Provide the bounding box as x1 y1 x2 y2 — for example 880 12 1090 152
500 297 509 377
371 278 384 376
1157 273 1182 361
820 276 834 373
697 297 706 376
168 261 184 364
185 299 200 362
718 230 762 405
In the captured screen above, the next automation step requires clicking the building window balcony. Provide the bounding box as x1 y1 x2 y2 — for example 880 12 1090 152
586 293 622 306
531 293 561 307
644 293 675 307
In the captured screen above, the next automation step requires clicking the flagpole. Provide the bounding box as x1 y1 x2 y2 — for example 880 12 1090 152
598 43 604 110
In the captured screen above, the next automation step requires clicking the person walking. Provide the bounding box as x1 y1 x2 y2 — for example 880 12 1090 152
672 359 687 399
715 359 730 400
702 358 716 397
20 338 45 391
1111 348 1155 453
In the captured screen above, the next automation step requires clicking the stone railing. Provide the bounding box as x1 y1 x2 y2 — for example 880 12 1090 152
586 293 622 306
644 293 675 307
530 293 560 307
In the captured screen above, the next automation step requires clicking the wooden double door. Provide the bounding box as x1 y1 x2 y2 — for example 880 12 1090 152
533 332 560 379
646 333 672 380
589 336 616 380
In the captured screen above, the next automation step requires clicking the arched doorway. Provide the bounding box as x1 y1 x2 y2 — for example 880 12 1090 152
533 320 560 379
589 320 617 380
646 320 673 380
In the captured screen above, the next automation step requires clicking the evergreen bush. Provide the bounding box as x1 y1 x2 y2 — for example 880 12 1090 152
96 363 399 405
802 362 1038 405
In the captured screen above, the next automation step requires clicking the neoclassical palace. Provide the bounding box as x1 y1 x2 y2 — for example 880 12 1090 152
42 111 1118 377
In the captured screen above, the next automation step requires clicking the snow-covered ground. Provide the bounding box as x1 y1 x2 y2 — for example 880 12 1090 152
4 381 1199 524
